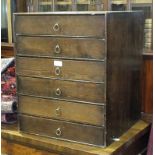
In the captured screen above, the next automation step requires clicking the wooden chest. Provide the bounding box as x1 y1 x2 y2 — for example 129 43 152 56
14 12 144 146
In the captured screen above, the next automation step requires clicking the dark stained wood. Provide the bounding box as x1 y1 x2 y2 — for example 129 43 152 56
141 53 153 123
18 95 105 126
141 112 153 124
1 42 14 57
106 12 144 144
16 36 106 60
14 14 105 37
16 56 105 82
141 53 153 114
104 124 150 155
19 114 105 146
16 0 27 12
1 120 150 155
14 12 144 146
17 76 105 104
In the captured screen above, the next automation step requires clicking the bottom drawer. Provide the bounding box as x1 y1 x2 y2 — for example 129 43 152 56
19 115 105 146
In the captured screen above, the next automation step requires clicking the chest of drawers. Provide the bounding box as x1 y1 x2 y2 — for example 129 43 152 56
14 12 144 146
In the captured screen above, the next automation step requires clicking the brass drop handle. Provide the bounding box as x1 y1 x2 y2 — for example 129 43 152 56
55 107 61 116
55 88 62 96
53 23 60 32
56 128 62 136
54 44 61 54
55 67 61 76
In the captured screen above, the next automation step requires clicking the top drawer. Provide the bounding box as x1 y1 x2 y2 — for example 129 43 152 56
14 15 105 38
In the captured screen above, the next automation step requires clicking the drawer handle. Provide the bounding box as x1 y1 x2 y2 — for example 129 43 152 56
54 44 61 54
53 23 60 32
56 128 62 136
55 88 62 96
55 67 61 76
55 107 61 116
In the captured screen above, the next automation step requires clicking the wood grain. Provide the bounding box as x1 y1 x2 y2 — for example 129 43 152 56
19 114 105 146
1 43 14 58
2 139 59 155
16 56 105 82
15 15 105 37
142 54 153 114
106 12 144 144
18 95 105 126
14 12 144 146
1 120 150 155
16 0 27 12
17 76 105 103
16 36 106 60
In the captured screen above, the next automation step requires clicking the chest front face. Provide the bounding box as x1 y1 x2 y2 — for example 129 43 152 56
15 12 143 147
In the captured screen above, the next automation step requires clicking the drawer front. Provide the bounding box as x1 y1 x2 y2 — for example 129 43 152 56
16 57 105 82
16 36 106 60
19 115 105 146
17 76 105 103
15 15 105 37
18 95 105 126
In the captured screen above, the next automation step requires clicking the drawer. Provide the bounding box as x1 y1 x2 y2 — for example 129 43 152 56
18 95 105 126
15 14 105 37
19 114 105 146
17 76 105 103
16 36 106 60
16 57 105 82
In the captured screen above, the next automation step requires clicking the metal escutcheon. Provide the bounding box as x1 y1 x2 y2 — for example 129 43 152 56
55 67 61 76
54 44 61 54
56 128 62 136
53 23 60 32
55 107 61 116
55 88 62 96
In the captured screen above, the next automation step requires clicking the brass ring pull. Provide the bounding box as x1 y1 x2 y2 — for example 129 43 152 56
54 44 61 54
55 107 61 116
53 23 60 32
55 88 62 96
56 128 62 136
55 67 61 76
